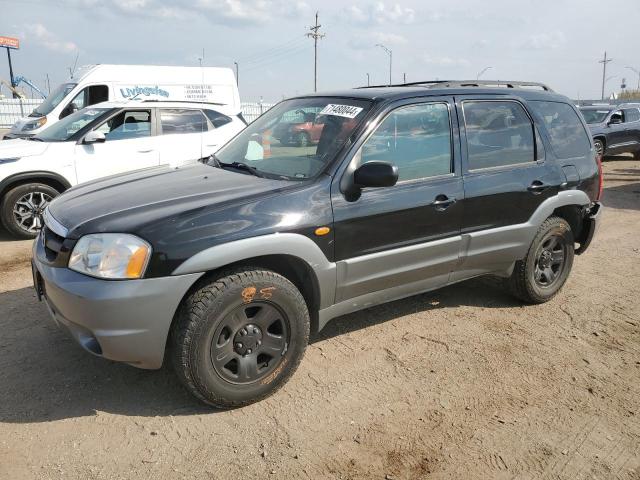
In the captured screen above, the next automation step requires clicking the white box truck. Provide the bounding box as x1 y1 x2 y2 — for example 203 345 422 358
5 64 241 139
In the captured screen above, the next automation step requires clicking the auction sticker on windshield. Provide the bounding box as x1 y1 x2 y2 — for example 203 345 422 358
319 104 364 119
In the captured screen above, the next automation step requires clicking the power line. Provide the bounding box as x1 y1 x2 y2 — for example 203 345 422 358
306 11 325 92
240 44 311 73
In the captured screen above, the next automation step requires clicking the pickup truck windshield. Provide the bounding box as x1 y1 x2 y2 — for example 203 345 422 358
35 107 109 142
33 83 77 116
214 97 372 180
580 108 611 124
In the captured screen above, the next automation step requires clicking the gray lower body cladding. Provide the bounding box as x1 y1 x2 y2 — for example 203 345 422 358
33 241 202 369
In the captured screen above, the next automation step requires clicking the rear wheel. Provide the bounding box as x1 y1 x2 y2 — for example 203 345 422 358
508 216 574 304
0 183 59 239
170 267 310 408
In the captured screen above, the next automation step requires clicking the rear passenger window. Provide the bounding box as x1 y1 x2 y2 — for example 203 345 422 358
361 103 452 182
160 109 208 134
624 108 640 123
204 109 233 128
463 101 534 170
529 101 592 159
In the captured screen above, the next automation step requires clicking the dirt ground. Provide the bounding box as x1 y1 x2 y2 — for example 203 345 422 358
0 158 638 480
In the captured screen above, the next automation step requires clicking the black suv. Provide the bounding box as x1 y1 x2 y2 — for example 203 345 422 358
32 80 602 408
579 103 640 158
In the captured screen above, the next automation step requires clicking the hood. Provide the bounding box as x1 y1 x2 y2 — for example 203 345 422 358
0 138 49 160
585 122 607 134
47 163 289 238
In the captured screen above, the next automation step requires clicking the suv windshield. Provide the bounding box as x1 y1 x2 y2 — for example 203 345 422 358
32 83 77 116
35 107 110 142
580 108 611 124
214 97 372 180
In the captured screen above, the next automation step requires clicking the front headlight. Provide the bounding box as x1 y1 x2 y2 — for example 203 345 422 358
68 233 152 279
22 117 47 131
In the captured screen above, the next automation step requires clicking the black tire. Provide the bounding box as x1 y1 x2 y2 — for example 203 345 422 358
170 267 310 408
0 183 60 239
296 132 311 148
508 216 574 304
594 139 605 158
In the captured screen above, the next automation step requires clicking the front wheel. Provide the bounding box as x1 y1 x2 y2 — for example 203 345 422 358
170 268 310 408
594 139 605 158
507 216 574 304
0 183 59 239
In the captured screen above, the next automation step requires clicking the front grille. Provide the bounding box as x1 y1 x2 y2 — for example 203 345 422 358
39 226 75 267
42 226 64 262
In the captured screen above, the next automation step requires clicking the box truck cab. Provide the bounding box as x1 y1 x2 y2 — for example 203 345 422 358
5 64 241 139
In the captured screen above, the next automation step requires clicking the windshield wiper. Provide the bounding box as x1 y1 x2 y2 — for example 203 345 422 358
219 161 264 178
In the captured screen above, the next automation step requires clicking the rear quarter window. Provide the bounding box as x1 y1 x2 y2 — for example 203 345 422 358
529 101 592 159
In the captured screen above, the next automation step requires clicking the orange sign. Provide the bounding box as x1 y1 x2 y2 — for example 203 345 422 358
0 36 19 49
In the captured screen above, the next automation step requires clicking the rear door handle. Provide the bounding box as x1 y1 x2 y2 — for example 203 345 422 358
527 181 549 194
430 195 456 210
137 149 154 153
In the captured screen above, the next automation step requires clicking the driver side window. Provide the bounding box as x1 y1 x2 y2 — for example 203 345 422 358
94 110 152 141
360 103 453 182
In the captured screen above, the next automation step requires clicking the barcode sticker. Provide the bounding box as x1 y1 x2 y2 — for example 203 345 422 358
319 104 363 119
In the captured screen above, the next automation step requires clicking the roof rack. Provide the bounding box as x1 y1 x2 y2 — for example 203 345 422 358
359 80 554 92
140 99 227 106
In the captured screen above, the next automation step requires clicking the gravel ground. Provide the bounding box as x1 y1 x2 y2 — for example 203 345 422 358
0 158 638 480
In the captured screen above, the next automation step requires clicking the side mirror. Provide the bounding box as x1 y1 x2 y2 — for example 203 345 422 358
608 114 623 125
83 130 106 144
354 161 399 188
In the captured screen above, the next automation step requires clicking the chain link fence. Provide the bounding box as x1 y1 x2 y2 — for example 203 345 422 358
0 99 43 128
0 99 276 128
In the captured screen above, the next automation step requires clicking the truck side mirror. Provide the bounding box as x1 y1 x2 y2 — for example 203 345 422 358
608 113 623 125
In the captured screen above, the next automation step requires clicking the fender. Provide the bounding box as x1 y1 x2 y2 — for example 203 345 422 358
0 170 72 197
171 233 337 309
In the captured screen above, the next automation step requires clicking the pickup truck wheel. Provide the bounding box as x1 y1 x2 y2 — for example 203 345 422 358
1 183 59 239
170 268 310 408
594 139 604 158
508 216 574 304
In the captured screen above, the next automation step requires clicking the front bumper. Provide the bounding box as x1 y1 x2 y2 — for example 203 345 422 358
32 237 203 369
575 201 602 255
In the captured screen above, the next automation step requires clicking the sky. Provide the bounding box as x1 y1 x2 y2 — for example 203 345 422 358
1 0 639 102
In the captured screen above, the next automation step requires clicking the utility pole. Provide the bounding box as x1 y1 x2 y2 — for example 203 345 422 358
376 44 392 86
403 72 406 83
306 11 325 92
599 51 613 101
234 61 239 86
366 73 370 86
45 73 51 95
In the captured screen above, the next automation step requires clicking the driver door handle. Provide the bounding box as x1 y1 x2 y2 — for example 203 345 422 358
430 194 456 210
137 149 154 153
528 181 549 194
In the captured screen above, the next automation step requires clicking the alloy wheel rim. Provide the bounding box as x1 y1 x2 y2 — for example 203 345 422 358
533 234 566 287
210 302 289 385
595 141 604 156
12 191 52 233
